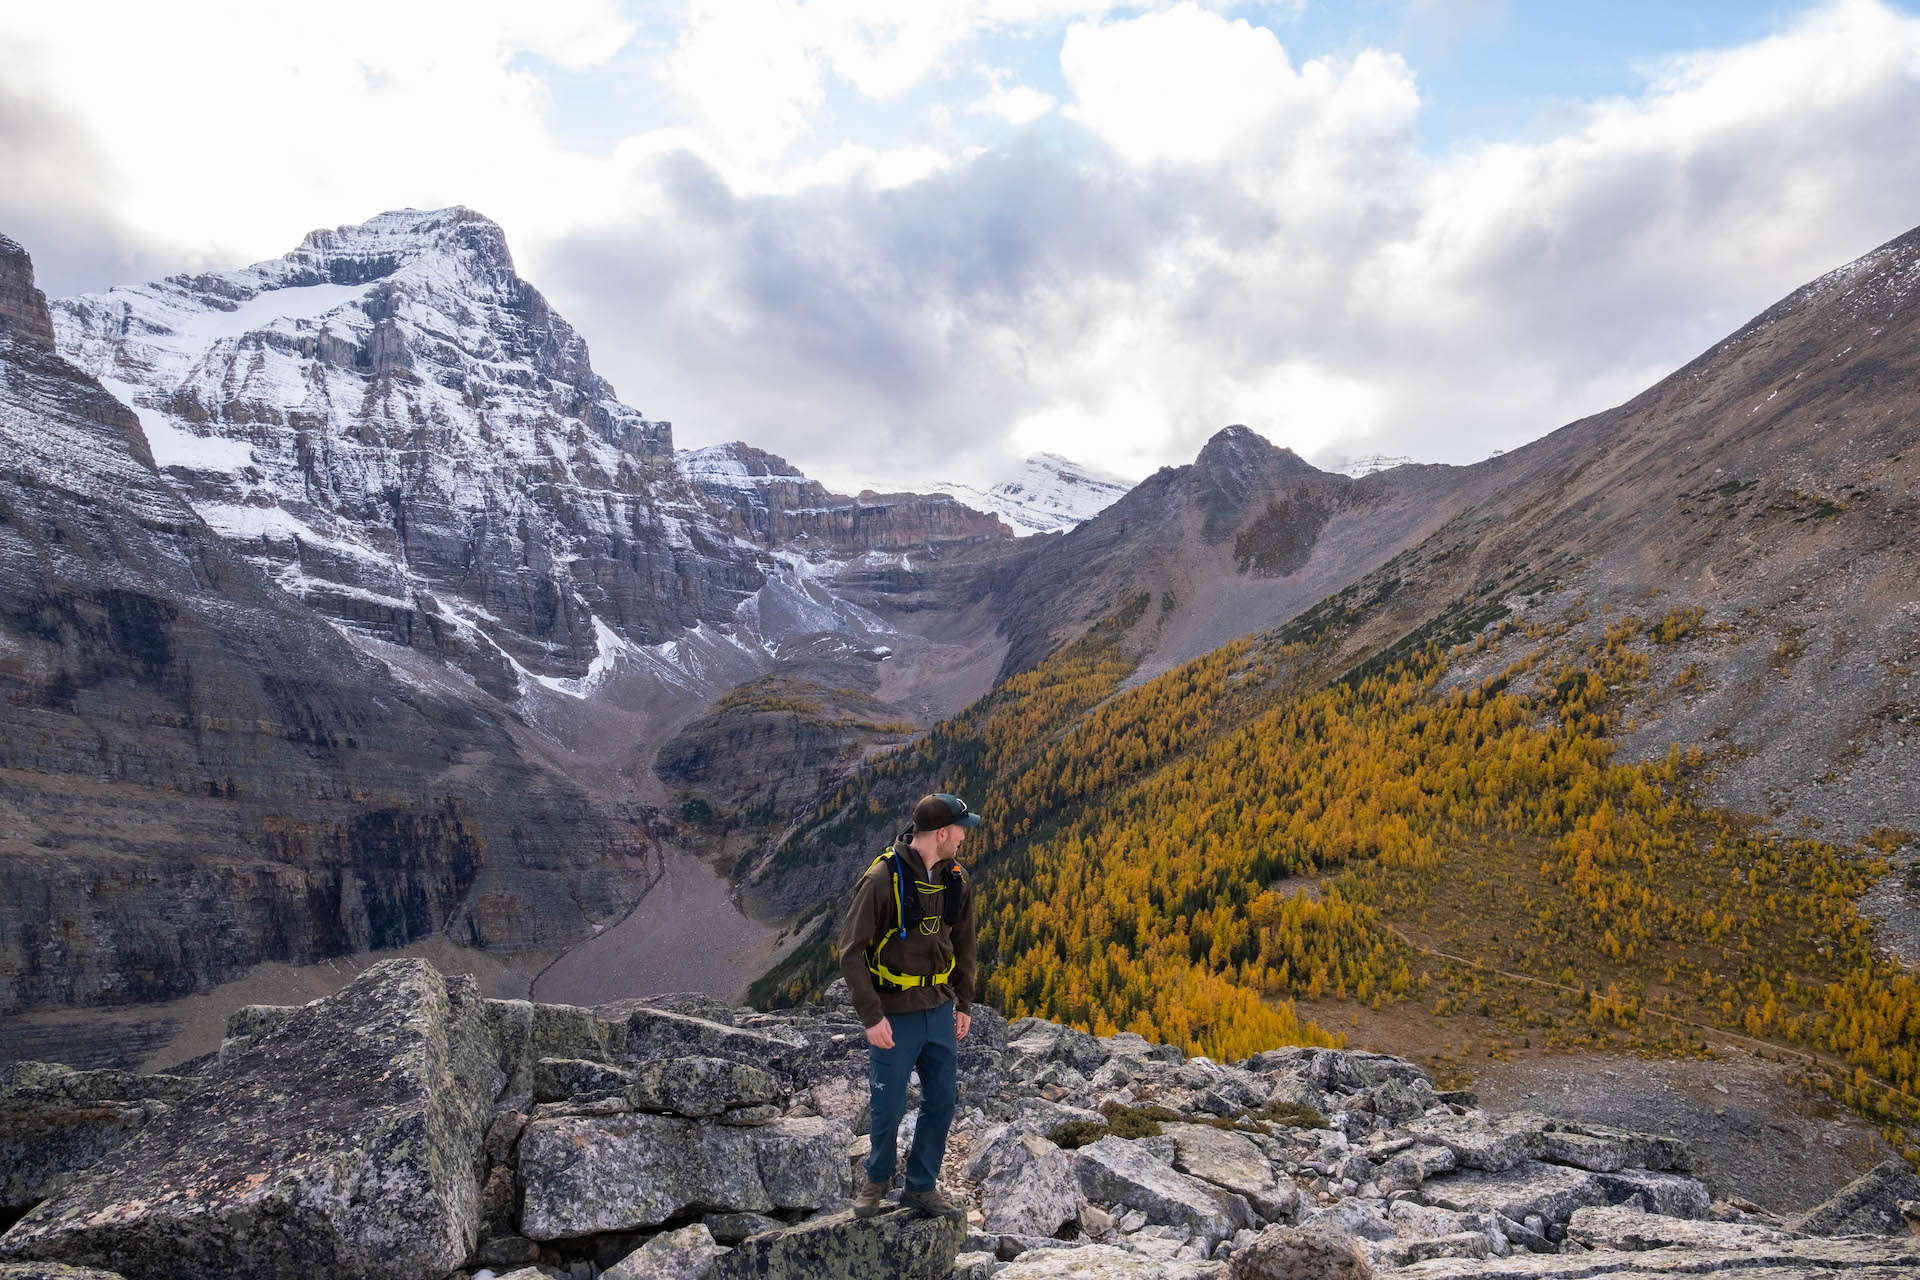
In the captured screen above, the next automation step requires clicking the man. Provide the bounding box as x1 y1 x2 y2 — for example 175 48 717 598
837 792 980 1220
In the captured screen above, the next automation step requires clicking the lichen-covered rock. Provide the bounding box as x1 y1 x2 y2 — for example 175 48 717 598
486 1000 626 1100
604 1222 729 1280
0 961 504 1280
1073 1134 1258 1251
531 1057 637 1103
1391 1235 1920 1278
951 1249 999 1280
1226 1223 1373 1280
517 1112 849 1238
1791 1158 1920 1237
967 1126 1079 1237
996 1242 1225 1277
0 1065 197 1210
1007 1023 1111 1075
612 1004 806 1074
701 1211 784 1244
706 1205 965 1279
0 1265 133 1280
1163 1122 1301 1223
1402 1112 1688 1176
1420 1160 1711 1227
1566 1205 1804 1251
628 1056 785 1117
1378 1143 1458 1193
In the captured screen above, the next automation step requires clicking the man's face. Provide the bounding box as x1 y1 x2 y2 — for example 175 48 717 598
936 823 965 859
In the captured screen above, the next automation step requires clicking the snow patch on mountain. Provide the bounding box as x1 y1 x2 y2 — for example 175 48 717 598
1327 452 1416 478
934 452 1131 535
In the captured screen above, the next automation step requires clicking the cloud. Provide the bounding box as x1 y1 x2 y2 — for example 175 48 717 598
6 0 1920 494
967 68 1057 125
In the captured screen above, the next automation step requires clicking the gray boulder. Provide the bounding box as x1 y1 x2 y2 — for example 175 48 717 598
518 1112 849 1238
1791 1158 1920 1237
487 999 626 1100
532 1057 637 1103
1008 1023 1110 1075
1378 1143 1458 1192
1566 1205 1804 1251
996 1243 1225 1277
0 960 503 1280
1388 1235 1920 1278
1163 1122 1301 1223
628 1055 786 1117
0 1065 196 1209
1073 1134 1258 1251
0 1266 134 1279
612 1003 806 1073
1421 1160 1711 1228
604 1222 729 1280
968 1126 1079 1237
1225 1223 1373 1279
707 1205 965 1279
1404 1112 1688 1175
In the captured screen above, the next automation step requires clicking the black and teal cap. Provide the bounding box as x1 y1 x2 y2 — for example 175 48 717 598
912 793 983 831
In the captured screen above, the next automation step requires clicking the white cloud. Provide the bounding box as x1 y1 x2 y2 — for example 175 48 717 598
7 0 1920 493
967 68 1057 124
1060 3 1419 171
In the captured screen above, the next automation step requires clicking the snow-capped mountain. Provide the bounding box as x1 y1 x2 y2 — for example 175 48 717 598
932 452 1131 535
50 208 1008 701
1327 452 1416 478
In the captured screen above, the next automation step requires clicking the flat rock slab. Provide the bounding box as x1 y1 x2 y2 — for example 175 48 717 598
1074 1134 1257 1250
1164 1122 1301 1222
518 1112 849 1238
0 961 503 1280
707 1206 965 1280
1404 1113 1687 1176
1421 1160 1709 1227
994 1243 1225 1277
0 1266 132 1280
1 1065 200 1208
1566 1206 1805 1252
612 1005 804 1073
1391 1236 1920 1278
605 1222 728 1280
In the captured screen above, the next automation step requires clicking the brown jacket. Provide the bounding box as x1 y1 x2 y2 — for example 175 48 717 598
836 842 976 1029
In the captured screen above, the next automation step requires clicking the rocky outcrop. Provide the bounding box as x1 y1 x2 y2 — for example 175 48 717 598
1790 1159 1920 1237
0 961 502 1280
2 965 1914 1280
517 1112 849 1238
0 1065 196 1210
0 235 56 352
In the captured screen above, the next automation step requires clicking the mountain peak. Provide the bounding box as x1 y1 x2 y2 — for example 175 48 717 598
287 206 514 287
932 452 1130 535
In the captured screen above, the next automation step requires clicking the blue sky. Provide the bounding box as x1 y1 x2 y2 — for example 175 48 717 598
5 0 1920 490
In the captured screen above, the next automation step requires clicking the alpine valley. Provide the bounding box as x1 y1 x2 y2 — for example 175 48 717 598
3 203 1919 1237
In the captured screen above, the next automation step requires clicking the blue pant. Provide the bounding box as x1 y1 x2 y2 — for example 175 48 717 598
864 999 957 1191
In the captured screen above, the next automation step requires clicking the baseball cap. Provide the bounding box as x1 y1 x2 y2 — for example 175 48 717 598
912 793 983 831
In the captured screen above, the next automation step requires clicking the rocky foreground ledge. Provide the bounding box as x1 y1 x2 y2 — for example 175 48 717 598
2 961 1917 1280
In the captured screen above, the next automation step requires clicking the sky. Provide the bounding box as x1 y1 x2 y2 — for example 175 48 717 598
4 0 1919 493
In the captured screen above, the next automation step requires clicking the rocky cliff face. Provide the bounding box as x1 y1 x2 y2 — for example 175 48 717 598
49 210 1017 701
0 236 654 1014
1 961 1913 1280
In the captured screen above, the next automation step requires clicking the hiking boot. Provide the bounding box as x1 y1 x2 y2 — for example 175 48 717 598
852 1176 894 1218
899 1183 966 1220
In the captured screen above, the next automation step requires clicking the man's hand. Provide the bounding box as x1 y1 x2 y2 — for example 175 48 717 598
865 1017 894 1050
956 1010 971 1041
